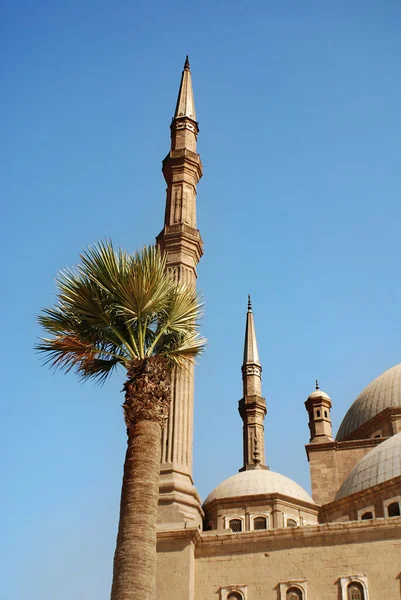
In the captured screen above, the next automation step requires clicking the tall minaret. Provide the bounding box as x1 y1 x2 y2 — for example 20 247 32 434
156 57 204 527
238 296 268 470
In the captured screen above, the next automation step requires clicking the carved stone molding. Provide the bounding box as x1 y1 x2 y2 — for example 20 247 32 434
219 585 247 600
279 579 307 600
339 575 369 600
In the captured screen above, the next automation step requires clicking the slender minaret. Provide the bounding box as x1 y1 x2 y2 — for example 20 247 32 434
156 57 204 527
238 296 268 470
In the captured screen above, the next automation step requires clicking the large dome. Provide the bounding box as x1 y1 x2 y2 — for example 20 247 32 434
203 468 315 507
336 432 401 499
336 363 401 440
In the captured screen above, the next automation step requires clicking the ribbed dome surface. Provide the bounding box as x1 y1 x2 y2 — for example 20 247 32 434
336 432 401 499
336 363 401 440
203 468 315 507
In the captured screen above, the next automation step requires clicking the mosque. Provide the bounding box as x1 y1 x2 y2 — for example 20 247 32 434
155 58 401 600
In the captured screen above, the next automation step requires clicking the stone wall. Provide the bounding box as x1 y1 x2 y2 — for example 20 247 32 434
156 519 401 599
306 439 382 505
194 519 401 600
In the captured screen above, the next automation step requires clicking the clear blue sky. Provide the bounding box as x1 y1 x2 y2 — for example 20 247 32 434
2 1 401 598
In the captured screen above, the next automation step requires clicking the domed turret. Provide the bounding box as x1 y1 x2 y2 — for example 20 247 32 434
305 380 333 443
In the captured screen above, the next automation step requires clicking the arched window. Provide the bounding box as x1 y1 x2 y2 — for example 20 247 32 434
388 502 400 517
228 518 242 533
360 511 373 520
347 581 364 600
227 593 243 600
253 516 267 530
324 410 328 418
316 410 321 417
286 518 298 528
286 587 303 600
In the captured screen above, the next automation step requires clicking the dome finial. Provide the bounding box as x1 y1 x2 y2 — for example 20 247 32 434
248 294 252 311
315 379 319 390
184 55 190 71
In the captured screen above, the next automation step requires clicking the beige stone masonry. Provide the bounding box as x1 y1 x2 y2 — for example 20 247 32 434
156 519 401 600
195 518 401 600
306 437 384 505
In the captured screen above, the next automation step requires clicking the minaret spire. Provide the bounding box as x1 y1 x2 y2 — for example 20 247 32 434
156 58 204 527
243 294 261 370
159 57 203 233
238 297 267 471
173 56 196 123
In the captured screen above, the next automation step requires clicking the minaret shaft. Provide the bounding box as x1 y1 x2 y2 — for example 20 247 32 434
156 58 203 527
238 298 268 470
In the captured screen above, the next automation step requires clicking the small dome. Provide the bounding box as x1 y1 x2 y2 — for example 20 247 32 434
336 432 401 500
203 468 315 507
307 389 331 401
336 363 401 440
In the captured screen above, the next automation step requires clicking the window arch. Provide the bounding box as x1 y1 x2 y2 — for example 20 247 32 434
286 518 298 528
347 581 364 600
220 586 247 600
387 501 400 517
360 511 373 520
286 587 303 600
228 518 242 533
253 516 267 530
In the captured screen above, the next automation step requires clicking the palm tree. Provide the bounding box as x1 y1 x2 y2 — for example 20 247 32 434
36 242 206 600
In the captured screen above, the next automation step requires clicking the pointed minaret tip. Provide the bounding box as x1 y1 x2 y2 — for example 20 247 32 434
243 296 260 366
315 379 319 390
173 56 196 121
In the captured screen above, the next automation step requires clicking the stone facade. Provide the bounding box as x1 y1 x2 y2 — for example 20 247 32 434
305 438 382 506
157 519 401 599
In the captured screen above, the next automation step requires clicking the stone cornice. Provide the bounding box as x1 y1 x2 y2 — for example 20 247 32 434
157 526 201 545
305 436 384 460
162 149 203 182
203 491 319 513
156 224 204 264
238 395 266 410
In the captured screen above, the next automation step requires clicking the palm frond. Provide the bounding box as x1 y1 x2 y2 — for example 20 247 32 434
37 241 207 383
36 334 126 382
114 246 173 320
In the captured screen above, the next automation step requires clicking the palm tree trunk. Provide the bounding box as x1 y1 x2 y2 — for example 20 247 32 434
110 419 162 600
